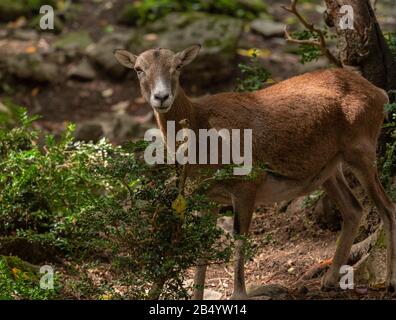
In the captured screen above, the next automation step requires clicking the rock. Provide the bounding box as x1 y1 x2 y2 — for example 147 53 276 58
0 101 11 115
87 32 133 78
0 236 57 264
285 196 305 214
12 29 39 41
54 30 93 55
203 289 222 300
67 58 97 81
0 29 8 38
355 235 387 287
217 216 233 234
75 109 152 143
249 295 272 300
128 12 243 84
298 56 330 73
2 53 59 82
28 14 64 34
247 284 289 299
250 19 285 37
0 255 40 274
75 122 104 142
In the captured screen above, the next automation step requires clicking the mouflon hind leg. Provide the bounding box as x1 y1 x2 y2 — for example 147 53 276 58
321 167 364 290
345 144 396 292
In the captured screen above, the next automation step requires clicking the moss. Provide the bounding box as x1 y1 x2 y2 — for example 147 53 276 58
28 14 64 33
0 255 39 277
375 229 387 249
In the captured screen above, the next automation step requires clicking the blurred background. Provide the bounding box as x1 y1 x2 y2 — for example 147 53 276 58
0 0 395 144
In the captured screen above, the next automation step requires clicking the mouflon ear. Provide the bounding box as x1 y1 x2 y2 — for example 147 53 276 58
175 44 201 67
113 49 138 69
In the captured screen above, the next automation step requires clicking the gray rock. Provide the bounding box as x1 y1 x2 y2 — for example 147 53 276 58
129 12 243 84
75 123 104 142
204 289 222 300
217 216 233 235
54 30 93 55
13 29 39 41
75 109 151 143
67 58 97 81
247 284 289 299
3 53 59 82
250 19 285 37
0 29 8 38
87 32 134 78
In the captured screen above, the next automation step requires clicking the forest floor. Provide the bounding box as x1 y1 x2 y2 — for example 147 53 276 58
196 203 393 300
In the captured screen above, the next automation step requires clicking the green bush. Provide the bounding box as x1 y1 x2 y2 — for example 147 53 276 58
385 32 396 59
235 49 271 92
0 107 232 299
119 0 266 26
0 0 56 22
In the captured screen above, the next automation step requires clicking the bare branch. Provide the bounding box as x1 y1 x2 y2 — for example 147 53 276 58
281 0 342 67
284 26 321 46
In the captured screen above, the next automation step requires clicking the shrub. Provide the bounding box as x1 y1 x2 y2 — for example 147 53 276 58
0 0 56 22
118 0 267 26
0 107 232 299
235 49 271 92
385 32 396 59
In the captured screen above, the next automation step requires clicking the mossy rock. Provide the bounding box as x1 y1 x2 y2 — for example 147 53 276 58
0 255 58 300
28 14 64 34
1 53 59 83
54 30 93 53
87 32 134 78
0 0 56 22
0 255 40 276
0 236 57 264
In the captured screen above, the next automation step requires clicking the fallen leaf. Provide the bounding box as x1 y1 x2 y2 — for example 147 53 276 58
144 33 159 42
25 45 37 54
172 194 187 220
102 88 114 98
31 87 40 97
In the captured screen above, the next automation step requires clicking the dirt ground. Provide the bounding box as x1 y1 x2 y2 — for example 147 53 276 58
194 202 395 300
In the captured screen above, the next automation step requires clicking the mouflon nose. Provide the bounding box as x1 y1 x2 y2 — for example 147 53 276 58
154 93 169 103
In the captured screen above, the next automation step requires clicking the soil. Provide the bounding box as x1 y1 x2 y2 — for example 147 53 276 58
194 201 395 300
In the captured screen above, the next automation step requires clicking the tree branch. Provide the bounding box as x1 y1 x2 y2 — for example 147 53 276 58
281 0 342 67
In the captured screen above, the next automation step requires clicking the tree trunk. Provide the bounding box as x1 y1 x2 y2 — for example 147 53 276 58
324 0 396 91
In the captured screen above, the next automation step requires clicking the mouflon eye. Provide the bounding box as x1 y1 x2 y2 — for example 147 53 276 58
135 67 144 75
176 64 183 71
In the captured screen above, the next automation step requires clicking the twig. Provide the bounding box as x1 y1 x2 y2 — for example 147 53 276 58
372 0 378 11
281 0 342 67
